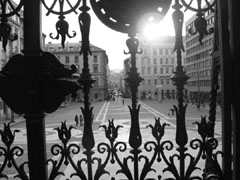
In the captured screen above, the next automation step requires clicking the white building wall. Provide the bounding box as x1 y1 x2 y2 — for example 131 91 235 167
136 35 182 100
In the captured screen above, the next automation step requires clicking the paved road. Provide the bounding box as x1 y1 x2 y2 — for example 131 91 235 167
0 99 222 179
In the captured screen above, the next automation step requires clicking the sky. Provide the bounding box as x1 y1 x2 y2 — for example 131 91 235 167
41 2 194 70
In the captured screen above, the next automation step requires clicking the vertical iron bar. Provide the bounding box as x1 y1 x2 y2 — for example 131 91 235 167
172 1 189 179
125 33 143 180
208 2 219 137
228 0 240 179
23 0 48 180
25 114 47 180
205 3 220 175
217 0 233 179
79 1 95 179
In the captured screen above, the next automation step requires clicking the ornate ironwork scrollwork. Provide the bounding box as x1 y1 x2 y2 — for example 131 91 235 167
0 0 24 51
41 0 81 48
181 0 215 45
47 121 87 180
0 123 28 180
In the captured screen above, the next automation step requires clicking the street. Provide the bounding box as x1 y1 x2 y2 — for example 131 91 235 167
0 99 222 179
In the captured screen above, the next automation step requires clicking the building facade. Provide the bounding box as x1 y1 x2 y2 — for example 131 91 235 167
45 42 109 102
185 8 215 103
136 35 181 100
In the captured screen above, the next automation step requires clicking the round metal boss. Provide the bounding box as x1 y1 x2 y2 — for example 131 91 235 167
90 0 172 34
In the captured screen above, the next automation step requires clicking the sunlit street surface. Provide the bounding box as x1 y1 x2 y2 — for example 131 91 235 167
0 99 222 179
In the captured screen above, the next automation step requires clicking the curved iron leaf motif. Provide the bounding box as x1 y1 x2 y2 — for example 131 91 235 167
188 13 214 45
50 16 76 48
0 123 28 180
0 0 24 51
181 0 215 45
0 20 16 51
41 0 81 48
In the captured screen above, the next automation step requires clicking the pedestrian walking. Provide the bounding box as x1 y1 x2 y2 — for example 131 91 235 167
122 99 125 106
74 114 79 126
79 114 84 126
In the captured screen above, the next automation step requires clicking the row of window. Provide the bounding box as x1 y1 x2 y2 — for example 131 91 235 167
186 37 213 50
141 67 175 75
186 49 211 64
58 55 98 64
143 48 174 55
187 80 211 87
141 57 175 65
186 45 212 57
141 78 172 86
185 59 212 72
187 70 211 78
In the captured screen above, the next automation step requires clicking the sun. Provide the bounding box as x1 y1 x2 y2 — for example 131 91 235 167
142 18 174 40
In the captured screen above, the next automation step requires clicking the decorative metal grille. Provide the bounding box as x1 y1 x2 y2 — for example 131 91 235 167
0 0 229 179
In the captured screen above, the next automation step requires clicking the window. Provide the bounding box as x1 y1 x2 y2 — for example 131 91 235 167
160 68 163 74
65 56 69 64
144 48 147 54
154 67 157 74
166 79 169 84
94 77 99 86
148 79 151 85
93 55 98 63
154 79 157 85
161 79 164 84
171 58 174 64
75 56 79 63
142 67 145 75
159 48 163 54
147 67 151 74
93 65 98 73
166 58 168 64
160 58 163 64
153 48 157 55
153 58 157 64
166 68 169 74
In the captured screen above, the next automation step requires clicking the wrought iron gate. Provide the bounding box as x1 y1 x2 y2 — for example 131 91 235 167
0 0 238 179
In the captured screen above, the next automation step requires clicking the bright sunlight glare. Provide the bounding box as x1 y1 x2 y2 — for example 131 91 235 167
143 20 173 40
